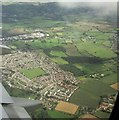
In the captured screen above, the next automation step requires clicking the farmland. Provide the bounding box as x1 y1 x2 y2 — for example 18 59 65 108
111 83 119 91
75 41 116 59
47 110 73 119
51 57 68 65
69 79 116 108
55 101 79 115
50 50 67 57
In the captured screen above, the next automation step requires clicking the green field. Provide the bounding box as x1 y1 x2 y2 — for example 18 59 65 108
70 79 117 108
47 110 73 119
101 74 117 85
50 50 67 57
86 31 112 40
20 68 46 79
62 44 81 56
75 41 116 59
51 57 68 65
74 63 104 74
59 64 85 76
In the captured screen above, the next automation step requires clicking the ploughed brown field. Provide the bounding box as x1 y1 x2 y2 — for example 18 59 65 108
55 101 79 115
111 83 119 91
81 113 100 120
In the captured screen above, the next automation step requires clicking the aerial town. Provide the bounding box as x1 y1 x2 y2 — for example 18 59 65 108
2 51 79 108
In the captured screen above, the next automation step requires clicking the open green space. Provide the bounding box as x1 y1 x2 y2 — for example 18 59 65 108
20 68 46 79
70 79 117 108
50 50 67 57
75 41 116 59
74 63 104 75
59 64 85 76
86 31 113 40
47 110 73 119
51 57 68 65
101 73 117 85
62 44 81 56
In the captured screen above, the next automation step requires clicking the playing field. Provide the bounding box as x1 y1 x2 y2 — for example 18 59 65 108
55 101 79 115
20 68 46 79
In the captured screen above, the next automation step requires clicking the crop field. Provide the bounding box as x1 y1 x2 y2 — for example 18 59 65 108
59 64 85 76
70 80 117 108
50 50 67 57
55 101 79 115
75 41 116 59
62 44 81 56
110 83 119 91
20 68 46 79
81 114 99 119
51 57 68 65
47 110 73 119
101 74 117 85
86 31 112 40
74 63 104 74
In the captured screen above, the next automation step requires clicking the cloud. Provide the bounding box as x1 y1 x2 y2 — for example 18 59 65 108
2 0 118 2
55 1 117 17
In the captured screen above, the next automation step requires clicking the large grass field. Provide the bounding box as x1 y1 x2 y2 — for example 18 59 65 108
75 41 116 59
47 110 73 119
101 73 117 85
74 63 104 74
62 44 81 56
20 68 46 79
51 57 68 65
69 79 117 108
86 31 113 40
50 50 67 57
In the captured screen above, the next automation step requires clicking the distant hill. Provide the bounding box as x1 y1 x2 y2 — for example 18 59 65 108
2 2 117 24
